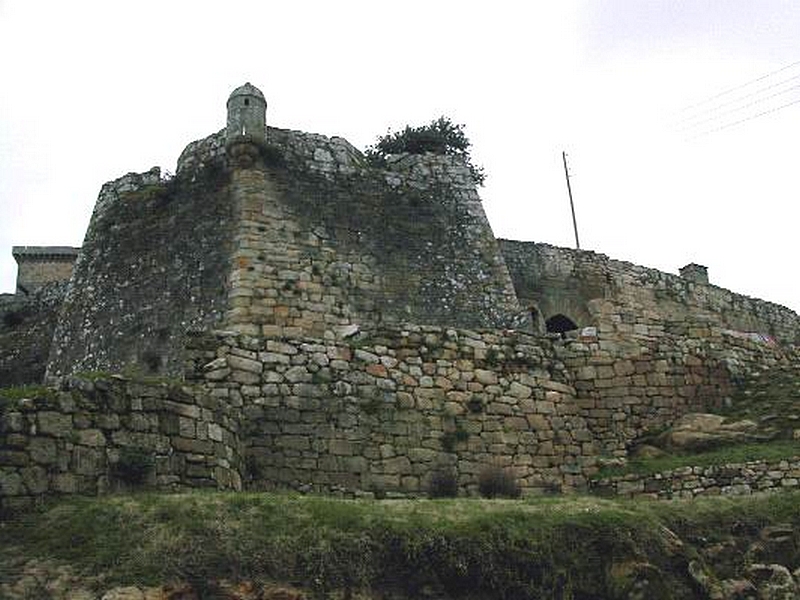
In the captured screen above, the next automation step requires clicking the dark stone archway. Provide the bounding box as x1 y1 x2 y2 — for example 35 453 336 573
545 314 578 334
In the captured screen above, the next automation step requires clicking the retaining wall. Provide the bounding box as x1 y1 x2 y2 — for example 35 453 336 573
591 457 800 499
3 324 795 506
186 325 791 496
0 376 242 513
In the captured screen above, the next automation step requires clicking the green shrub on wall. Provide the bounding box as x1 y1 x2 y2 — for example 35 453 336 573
365 116 486 186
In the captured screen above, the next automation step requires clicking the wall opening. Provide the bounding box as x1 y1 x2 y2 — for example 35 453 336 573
545 314 578 334
244 98 250 106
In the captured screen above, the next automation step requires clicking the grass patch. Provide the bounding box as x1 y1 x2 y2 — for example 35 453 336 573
721 364 800 436
72 370 117 382
0 384 50 398
4 491 800 598
0 492 668 597
594 440 800 479
0 384 52 405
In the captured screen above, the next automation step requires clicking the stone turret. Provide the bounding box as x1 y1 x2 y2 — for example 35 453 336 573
226 82 266 143
680 263 709 285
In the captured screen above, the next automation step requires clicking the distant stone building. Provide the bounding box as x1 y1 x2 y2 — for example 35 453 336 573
12 246 79 296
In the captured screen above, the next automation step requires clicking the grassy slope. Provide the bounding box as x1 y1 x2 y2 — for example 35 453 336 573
595 440 800 479
2 491 800 599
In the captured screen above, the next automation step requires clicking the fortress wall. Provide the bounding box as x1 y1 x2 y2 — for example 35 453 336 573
46 164 236 380
500 241 800 345
0 284 66 387
186 327 595 496
3 325 789 506
224 162 383 337
0 377 242 513
183 129 522 339
185 325 786 497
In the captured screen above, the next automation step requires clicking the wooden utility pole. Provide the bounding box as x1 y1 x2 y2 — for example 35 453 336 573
562 151 580 249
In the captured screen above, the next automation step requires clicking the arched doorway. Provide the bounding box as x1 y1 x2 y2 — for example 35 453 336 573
545 314 578 335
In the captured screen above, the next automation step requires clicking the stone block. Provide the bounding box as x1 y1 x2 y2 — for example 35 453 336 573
329 439 354 455
285 365 310 383
1 411 24 432
172 437 214 455
178 417 196 438
0 450 29 467
504 416 529 431
343 456 368 473
509 382 532 399
407 447 437 462
77 429 106 447
277 435 310 451
0 469 24 495
73 446 103 476
355 349 379 363
20 465 48 494
205 368 231 381
97 414 121 430
38 412 73 437
52 472 78 493
4 433 27 448
474 369 498 385
208 423 223 442
164 400 201 419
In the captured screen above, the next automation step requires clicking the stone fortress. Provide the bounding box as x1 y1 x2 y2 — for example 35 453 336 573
1 83 799 508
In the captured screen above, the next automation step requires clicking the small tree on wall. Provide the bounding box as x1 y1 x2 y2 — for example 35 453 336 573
365 116 486 186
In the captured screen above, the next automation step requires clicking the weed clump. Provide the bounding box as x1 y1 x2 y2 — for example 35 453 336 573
111 447 154 486
428 469 459 498
477 465 521 499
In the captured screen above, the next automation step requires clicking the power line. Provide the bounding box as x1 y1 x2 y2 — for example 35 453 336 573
678 82 800 133
688 95 800 139
675 59 800 115
676 72 800 126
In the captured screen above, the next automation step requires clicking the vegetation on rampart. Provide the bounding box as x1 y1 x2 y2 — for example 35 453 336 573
365 116 486 185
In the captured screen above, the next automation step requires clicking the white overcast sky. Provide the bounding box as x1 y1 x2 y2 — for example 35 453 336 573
1 1 799 314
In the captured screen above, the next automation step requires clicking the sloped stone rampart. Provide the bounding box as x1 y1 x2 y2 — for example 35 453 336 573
46 163 236 380
223 130 523 339
0 284 66 387
0 377 242 513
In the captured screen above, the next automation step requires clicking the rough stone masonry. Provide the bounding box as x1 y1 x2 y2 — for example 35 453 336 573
1 82 799 503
